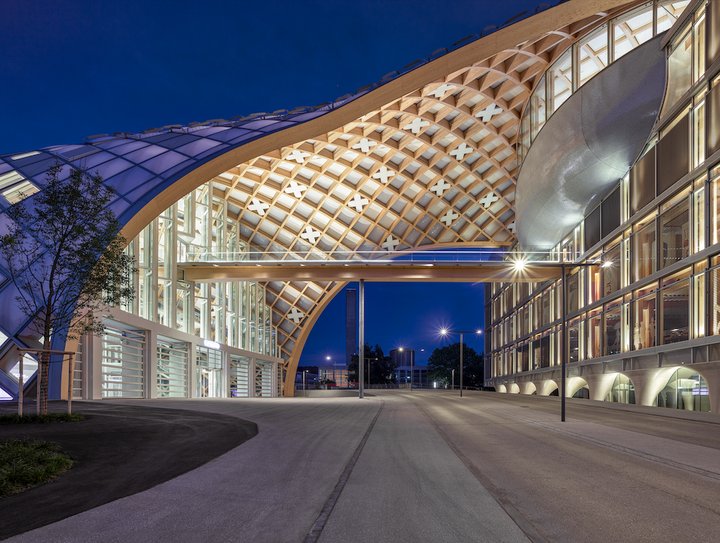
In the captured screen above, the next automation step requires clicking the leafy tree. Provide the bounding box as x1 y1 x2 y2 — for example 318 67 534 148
0 165 135 413
349 343 397 386
427 342 484 389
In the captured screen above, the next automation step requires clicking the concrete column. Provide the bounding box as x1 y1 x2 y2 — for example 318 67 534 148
537 379 558 396
585 373 617 402
691 364 720 414
625 367 676 407
90 334 103 400
146 329 157 399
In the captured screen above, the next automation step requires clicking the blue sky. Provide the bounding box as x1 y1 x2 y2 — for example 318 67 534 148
1 0 541 362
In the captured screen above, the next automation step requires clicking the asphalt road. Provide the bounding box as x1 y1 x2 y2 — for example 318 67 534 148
5 392 720 542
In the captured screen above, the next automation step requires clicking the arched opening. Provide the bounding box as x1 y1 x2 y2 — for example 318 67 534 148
656 367 710 412
508 383 520 394
537 379 558 396
566 376 589 398
496 384 508 393
520 382 537 395
572 386 590 399
604 373 635 404
549 388 559 396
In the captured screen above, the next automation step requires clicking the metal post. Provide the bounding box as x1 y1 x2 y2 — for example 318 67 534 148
561 264 568 422
358 279 365 399
451 368 455 390
36 355 41 415
410 351 414 391
67 354 74 415
459 332 464 398
18 354 23 417
303 370 307 397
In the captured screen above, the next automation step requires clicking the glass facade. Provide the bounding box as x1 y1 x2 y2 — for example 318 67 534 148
488 0 714 413
123 182 277 357
518 0 690 162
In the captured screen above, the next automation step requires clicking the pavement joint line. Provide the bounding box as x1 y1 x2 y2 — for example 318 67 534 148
303 400 385 543
412 399 546 543
519 417 720 482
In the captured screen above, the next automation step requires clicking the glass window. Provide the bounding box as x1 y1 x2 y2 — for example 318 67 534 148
633 284 657 350
711 267 720 335
568 317 581 362
633 216 657 281
586 309 603 359
693 270 705 338
693 177 706 253
693 90 706 168
693 9 706 83
531 76 547 139
549 49 573 113
712 166 720 244
604 300 622 355
661 273 690 344
659 195 690 269
568 271 580 313
587 256 602 304
603 243 622 296
578 25 608 87
663 25 693 115
612 4 654 61
656 1 691 34
656 368 710 411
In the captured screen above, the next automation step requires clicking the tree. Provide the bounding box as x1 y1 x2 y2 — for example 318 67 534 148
349 344 397 386
427 343 484 389
0 165 135 413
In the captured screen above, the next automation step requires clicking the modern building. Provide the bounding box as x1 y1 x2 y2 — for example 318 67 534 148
390 348 415 368
485 0 720 414
0 0 716 413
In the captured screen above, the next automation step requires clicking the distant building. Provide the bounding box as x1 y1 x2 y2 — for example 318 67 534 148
395 365 428 388
390 348 414 367
345 289 358 367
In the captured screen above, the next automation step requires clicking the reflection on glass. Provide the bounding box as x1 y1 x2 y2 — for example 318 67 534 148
550 49 573 112
661 278 689 343
633 218 656 281
578 25 608 86
656 367 710 411
586 310 602 358
603 244 621 295
568 317 581 362
633 293 656 350
660 198 689 268
605 302 622 355
613 5 654 61
664 25 693 115
606 373 635 403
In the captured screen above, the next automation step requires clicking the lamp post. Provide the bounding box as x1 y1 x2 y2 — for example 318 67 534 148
303 370 308 398
510 254 608 422
451 368 455 390
440 328 482 397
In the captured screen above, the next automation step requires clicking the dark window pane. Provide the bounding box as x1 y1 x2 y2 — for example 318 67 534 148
602 186 621 237
657 113 689 194
662 280 689 344
631 147 656 214
585 205 601 250
660 198 690 268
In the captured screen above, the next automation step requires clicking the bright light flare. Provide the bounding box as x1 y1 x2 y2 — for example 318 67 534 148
512 258 527 272
440 328 448 336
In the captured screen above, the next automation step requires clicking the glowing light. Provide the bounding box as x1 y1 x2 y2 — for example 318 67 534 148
440 328 448 336
398 347 404 352
203 339 220 350
512 258 527 272
601 260 613 268
476 329 483 335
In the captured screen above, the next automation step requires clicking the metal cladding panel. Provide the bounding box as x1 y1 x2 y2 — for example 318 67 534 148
515 34 666 249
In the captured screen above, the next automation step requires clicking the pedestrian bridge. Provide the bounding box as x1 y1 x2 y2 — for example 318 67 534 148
177 250 565 283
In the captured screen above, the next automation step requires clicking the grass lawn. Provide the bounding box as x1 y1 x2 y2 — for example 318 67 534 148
0 439 73 497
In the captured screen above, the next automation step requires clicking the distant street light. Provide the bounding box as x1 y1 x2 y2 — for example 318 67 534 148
440 328 482 397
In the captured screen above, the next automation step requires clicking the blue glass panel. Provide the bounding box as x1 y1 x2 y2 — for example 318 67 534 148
91 157 134 180
175 139 222 157
242 119 281 130
104 166 156 197
96 138 135 150
109 141 149 156
205 128 252 143
192 127 230 137
73 151 116 169
141 151 187 174
153 134 198 150
123 145 166 164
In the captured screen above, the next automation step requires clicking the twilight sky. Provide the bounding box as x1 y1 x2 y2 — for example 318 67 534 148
1 0 542 363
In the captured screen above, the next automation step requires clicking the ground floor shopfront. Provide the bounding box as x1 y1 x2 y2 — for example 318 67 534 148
71 308 284 401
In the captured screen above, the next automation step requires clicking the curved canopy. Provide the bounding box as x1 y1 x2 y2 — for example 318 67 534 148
0 0 645 394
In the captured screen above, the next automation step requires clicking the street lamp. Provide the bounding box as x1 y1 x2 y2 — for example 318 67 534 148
303 369 308 398
440 328 482 397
